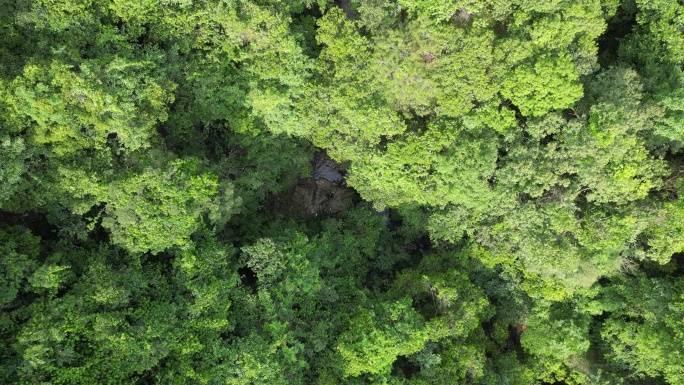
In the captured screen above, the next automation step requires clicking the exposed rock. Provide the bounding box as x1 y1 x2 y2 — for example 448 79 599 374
335 0 359 20
291 178 354 217
313 151 345 184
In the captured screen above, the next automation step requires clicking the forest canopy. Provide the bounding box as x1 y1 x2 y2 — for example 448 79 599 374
1 0 684 384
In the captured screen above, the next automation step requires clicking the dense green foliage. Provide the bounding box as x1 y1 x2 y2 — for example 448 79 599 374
2 0 684 383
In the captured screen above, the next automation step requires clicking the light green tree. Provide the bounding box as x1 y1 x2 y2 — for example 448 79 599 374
101 158 239 254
